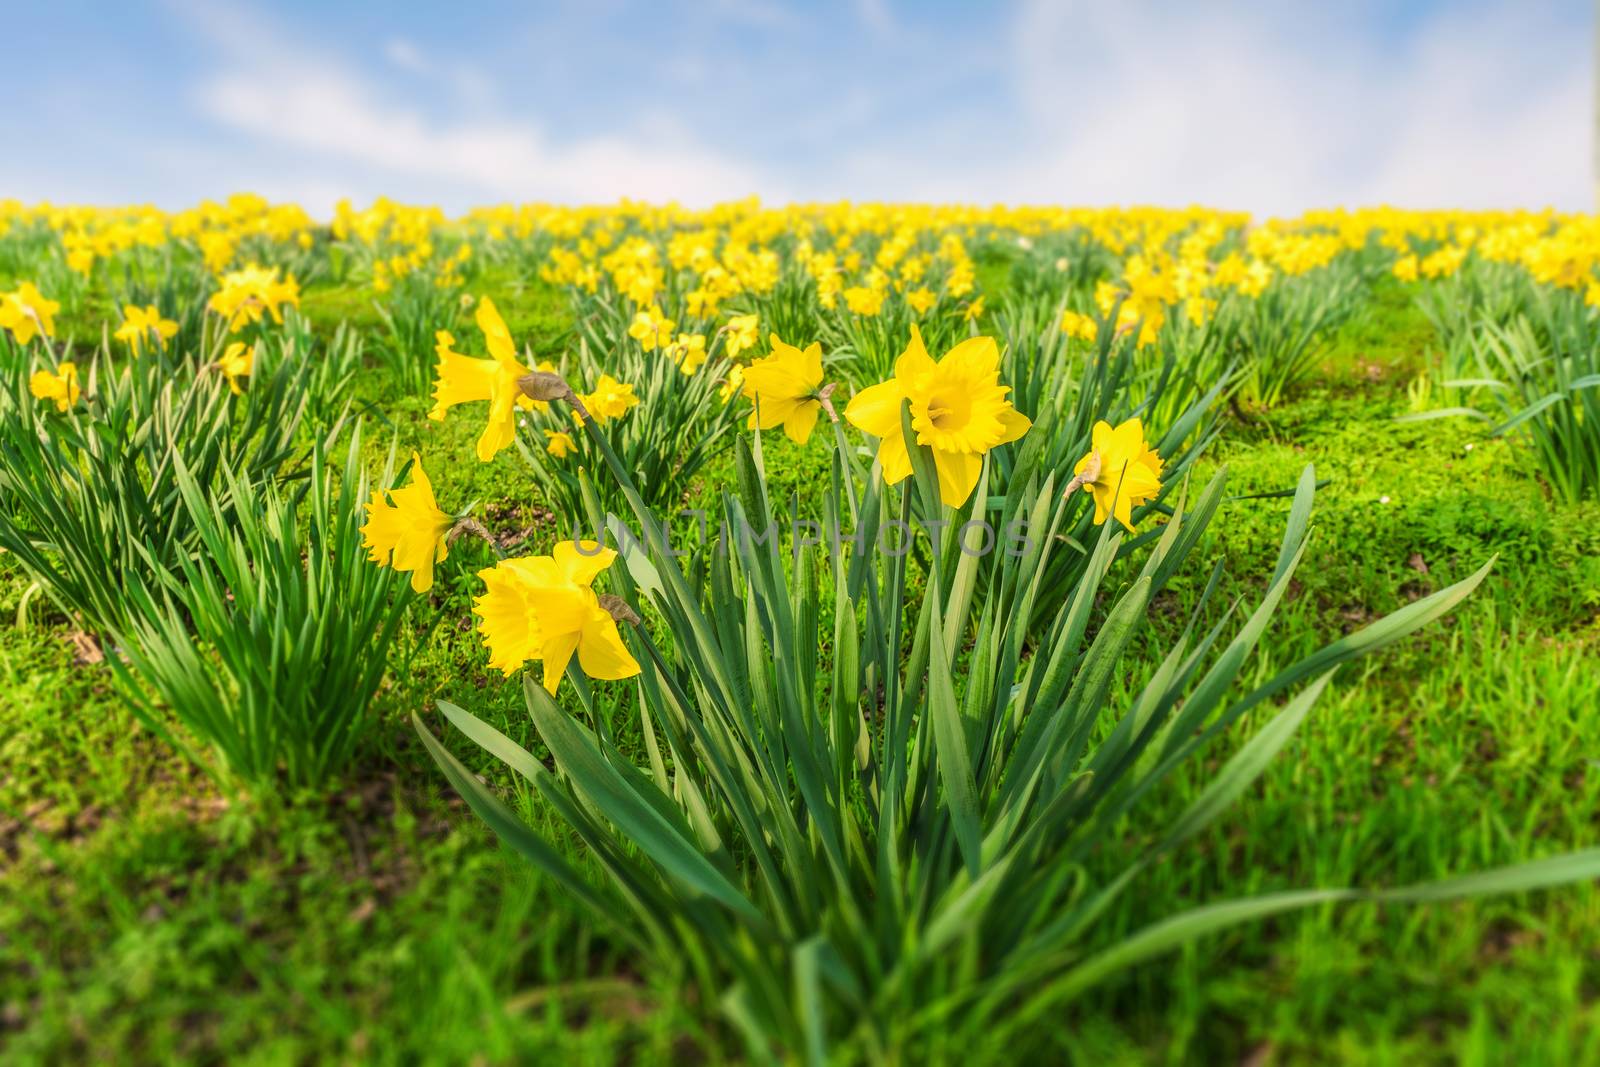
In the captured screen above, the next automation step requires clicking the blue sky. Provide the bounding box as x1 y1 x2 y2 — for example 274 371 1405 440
1 0 1590 215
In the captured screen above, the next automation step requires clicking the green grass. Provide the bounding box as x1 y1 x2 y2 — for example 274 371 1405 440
3 278 1597 1064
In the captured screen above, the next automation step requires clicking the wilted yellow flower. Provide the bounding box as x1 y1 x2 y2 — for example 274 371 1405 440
723 313 760 359
545 429 577 457
1073 418 1163 531
1 283 60 345
429 297 538 462
741 334 825 444
216 341 254 394
844 324 1031 507
362 452 453 594
29 361 80 412
473 541 641 693
577 373 639 424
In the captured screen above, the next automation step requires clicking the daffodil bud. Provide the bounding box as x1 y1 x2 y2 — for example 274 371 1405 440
519 371 572 403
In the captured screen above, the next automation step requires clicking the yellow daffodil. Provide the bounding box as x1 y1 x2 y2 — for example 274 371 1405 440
719 365 745 404
843 286 885 316
114 304 179 354
1 282 61 345
576 374 639 424
429 297 538 462
963 295 986 322
1393 254 1420 282
905 288 937 315
216 341 254 394
474 541 641 693
1060 310 1097 341
741 333 825 444
627 305 676 352
207 264 300 331
545 429 577 457
29 361 80 412
361 452 453 593
723 314 759 359
1073 418 1164 531
666 332 708 374
844 324 1031 507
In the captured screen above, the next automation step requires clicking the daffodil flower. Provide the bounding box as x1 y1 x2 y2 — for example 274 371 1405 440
114 304 179 354
474 541 641 694
216 342 253 395
361 453 453 593
29 361 80 412
576 374 639 424
1072 418 1164 531
1 282 61 345
545 429 577 457
429 297 541 462
845 324 1031 508
740 334 825 444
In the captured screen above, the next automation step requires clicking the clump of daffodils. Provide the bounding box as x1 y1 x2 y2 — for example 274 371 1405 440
845 325 1031 507
474 541 641 694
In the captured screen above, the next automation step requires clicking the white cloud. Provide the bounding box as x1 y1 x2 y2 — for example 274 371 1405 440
179 0 777 214
993 0 1588 212
152 0 1588 214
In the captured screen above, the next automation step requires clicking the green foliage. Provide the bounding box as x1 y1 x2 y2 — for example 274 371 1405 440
519 294 742 521
419 390 1597 1061
0 325 337 631
109 432 413 789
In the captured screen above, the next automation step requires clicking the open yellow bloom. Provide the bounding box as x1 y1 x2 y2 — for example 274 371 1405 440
545 429 577 457
361 452 453 593
1 283 61 345
577 373 639 424
1060 309 1098 341
723 314 759 359
29 361 80 412
114 304 179 354
1073 418 1164 531
474 541 641 693
207 264 299 331
628 305 675 352
216 341 253 394
844 324 1030 507
741 333 824 444
429 297 538 462
843 286 885 316
665 332 708 374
